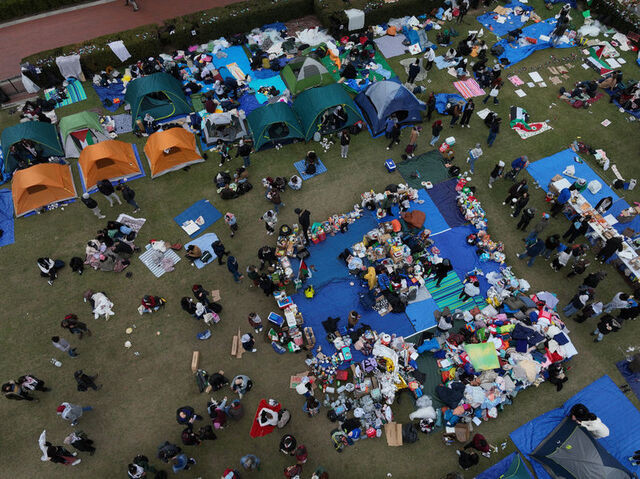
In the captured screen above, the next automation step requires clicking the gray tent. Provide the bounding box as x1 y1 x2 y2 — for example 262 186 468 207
202 110 248 146
531 417 637 479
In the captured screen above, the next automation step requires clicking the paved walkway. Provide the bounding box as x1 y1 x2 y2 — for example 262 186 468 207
0 0 242 81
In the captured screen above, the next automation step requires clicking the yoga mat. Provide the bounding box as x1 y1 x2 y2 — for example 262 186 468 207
427 178 468 228
510 375 640 479
92 81 125 112
173 199 222 238
184 232 219 269
44 78 87 108
616 359 640 403
0 189 15 247
397 150 450 188
374 34 408 59
424 270 478 311
294 159 328 180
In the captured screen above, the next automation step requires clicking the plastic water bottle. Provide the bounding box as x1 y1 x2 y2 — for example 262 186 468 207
50 358 62 367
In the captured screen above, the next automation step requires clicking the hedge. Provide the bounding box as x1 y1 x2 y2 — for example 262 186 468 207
589 0 640 34
0 0 90 23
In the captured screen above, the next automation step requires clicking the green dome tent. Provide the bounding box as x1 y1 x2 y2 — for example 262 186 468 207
1 121 64 174
59 111 110 158
281 56 334 96
124 72 192 127
247 102 304 151
292 83 362 141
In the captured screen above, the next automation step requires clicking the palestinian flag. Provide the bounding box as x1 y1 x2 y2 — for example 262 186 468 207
298 260 311 280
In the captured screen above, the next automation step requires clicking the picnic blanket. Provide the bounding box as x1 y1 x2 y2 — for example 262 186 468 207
561 91 604 108
397 150 450 188
173 200 222 238
113 114 134 134
248 76 288 104
492 18 575 68
92 81 125 112
435 93 466 113
374 34 408 58
139 244 181 278
294 159 327 180
476 1 533 38
453 78 485 99
184 232 219 269
44 78 87 108
116 213 146 233
434 56 457 70
320 47 398 93
0 189 15 247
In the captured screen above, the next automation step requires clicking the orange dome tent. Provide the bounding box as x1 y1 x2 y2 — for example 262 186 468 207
144 128 204 178
12 163 77 217
78 140 142 191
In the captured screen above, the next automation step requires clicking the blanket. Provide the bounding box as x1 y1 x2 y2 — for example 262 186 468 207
374 34 408 58
435 93 466 113
0 189 15 247
184 232 219 269
173 200 222 238
116 213 146 233
139 245 181 277
453 78 485 99
44 78 86 108
294 159 328 180
113 114 133 134
250 399 282 438
92 81 125 112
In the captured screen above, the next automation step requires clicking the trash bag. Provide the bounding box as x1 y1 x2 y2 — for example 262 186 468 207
402 423 419 443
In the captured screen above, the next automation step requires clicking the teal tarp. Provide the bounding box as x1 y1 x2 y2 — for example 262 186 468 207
292 83 361 141
1 122 63 174
124 72 192 126
247 102 304 150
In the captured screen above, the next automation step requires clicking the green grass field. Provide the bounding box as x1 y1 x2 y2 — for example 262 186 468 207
1 2 640 477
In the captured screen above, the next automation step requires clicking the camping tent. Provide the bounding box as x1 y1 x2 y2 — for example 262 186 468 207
1 122 64 174
124 72 192 127
293 83 362 141
78 140 141 191
281 56 334 95
12 163 77 217
59 111 110 158
202 110 248 147
531 417 636 479
355 81 426 136
144 128 204 178
476 453 534 479
247 102 305 150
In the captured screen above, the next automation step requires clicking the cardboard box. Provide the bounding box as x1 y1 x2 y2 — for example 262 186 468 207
385 422 403 446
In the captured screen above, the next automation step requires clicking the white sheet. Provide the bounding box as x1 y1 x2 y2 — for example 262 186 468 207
55 54 84 80
108 41 132 62
345 8 365 31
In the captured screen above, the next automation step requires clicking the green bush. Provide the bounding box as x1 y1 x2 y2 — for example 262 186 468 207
589 0 640 34
22 24 161 79
0 0 90 23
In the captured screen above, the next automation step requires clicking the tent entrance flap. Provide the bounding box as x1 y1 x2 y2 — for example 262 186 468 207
140 92 176 120
268 123 290 139
27 185 47 194
393 110 409 122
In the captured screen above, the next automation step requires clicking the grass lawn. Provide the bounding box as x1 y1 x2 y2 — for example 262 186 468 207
1 2 640 477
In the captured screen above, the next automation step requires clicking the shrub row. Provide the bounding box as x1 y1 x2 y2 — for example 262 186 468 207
21 0 438 78
0 0 89 23
589 0 640 34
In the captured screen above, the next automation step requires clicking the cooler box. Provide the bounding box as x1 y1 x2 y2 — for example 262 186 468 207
268 312 284 327
385 159 396 172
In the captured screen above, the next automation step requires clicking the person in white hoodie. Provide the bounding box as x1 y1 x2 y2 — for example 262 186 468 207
569 403 610 439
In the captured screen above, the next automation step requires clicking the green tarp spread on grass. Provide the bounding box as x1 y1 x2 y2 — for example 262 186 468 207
397 150 450 188
1 122 64 173
124 72 192 126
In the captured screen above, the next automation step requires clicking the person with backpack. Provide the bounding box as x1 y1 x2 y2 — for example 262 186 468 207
487 160 505 189
517 237 545 267
80 193 106 219
486 116 501 147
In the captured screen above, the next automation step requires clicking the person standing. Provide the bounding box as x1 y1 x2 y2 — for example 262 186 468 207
525 212 550 241
74 370 101 392
511 192 530 217
426 92 436 120
80 193 105 219
596 236 624 263
52 336 78 357
449 102 462 127
503 179 528 206
227 256 244 282
517 237 545 267
430 120 443 146
482 83 501 104
257 245 277 270
224 212 238 238
235 140 252 168
543 234 561 259
260 210 278 235
563 288 593 317
386 123 401 150
340 130 351 159
247 312 263 333
212 240 229 265
407 59 421 84
459 99 474 128
466 143 483 173
96 179 122 207
603 292 632 314
295 208 311 244
550 187 571 217
124 0 139 12
116 184 140 213
487 161 505 188
267 188 283 213
57 402 93 426
64 431 96 455
383 115 397 138
216 140 231 167
424 48 435 71
516 206 535 231
434 259 453 287
487 117 501 147
563 214 590 243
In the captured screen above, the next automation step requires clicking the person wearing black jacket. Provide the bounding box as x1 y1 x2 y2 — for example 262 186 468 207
117 184 140 213
597 236 624 263
212 240 229 265
563 214 590 242
592 314 621 342
582 271 607 289
516 207 535 231
459 99 475 128
426 92 436 120
96 179 122 206
295 208 311 243
257 245 277 270
236 140 252 168
386 123 402 150
81 193 105 219
434 259 453 287
511 193 530 218
543 234 561 259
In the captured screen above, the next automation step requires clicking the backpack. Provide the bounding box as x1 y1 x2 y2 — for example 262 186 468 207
200 251 212 263
277 409 291 428
402 423 419 443
331 429 349 452
490 44 505 56
195 369 209 392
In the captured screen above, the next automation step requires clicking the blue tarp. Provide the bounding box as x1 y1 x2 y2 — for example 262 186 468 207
475 452 534 479
435 93 466 113
238 93 263 116
294 159 328 180
248 76 288 104
477 1 534 38
428 178 468 228
92 81 125 112
604 89 640 119
212 46 253 77
526 149 640 234
492 18 574 67
184 232 218 269
0 146 8 185
173 199 222 238
413 189 450 235
406 297 438 332
262 22 286 31
0 189 15 247
510 375 640 479
616 359 640 402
